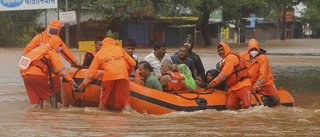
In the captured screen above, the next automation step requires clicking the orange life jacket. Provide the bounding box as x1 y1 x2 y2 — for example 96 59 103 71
19 45 50 73
82 51 97 63
134 69 144 85
218 52 250 87
162 70 185 92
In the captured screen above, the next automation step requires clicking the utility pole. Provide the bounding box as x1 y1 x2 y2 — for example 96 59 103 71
65 0 69 47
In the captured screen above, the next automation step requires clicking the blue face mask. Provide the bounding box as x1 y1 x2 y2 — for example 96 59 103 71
250 50 258 57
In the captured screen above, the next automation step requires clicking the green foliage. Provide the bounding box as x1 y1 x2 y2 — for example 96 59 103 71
0 10 42 47
107 30 119 40
301 0 320 29
91 0 155 22
220 0 269 30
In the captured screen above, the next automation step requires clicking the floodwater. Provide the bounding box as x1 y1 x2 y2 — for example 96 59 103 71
1 39 320 136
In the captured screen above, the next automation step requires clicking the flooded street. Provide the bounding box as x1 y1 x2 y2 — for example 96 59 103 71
1 39 320 136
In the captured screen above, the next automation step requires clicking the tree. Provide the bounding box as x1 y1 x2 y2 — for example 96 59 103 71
59 0 93 43
264 0 303 40
301 0 320 37
220 0 269 43
0 10 42 47
191 0 219 46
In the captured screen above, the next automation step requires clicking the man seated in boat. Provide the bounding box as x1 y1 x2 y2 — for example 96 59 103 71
137 61 163 91
207 43 252 110
239 39 281 106
159 59 193 92
143 41 172 78
82 36 104 67
123 39 139 80
174 37 205 77
171 46 197 79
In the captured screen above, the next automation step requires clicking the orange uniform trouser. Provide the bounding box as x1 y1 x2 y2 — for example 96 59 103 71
53 75 61 92
100 79 130 109
259 84 278 96
226 86 251 109
22 74 55 104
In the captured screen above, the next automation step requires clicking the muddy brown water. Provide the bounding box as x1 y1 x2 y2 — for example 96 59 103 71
1 39 320 136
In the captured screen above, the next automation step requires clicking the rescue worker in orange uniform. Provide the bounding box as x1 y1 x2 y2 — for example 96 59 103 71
19 36 78 109
207 43 252 110
159 59 193 92
239 39 281 106
77 38 136 112
22 20 79 103
82 36 104 67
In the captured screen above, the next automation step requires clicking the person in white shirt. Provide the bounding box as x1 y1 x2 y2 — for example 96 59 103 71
143 41 172 78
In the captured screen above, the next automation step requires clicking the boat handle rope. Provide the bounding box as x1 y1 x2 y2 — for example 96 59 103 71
172 91 200 100
71 67 85 107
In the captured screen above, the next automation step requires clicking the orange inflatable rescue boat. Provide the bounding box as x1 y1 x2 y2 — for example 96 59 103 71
62 69 296 115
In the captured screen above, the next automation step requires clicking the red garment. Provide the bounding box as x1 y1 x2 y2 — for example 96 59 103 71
259 84 278 96
100 79 130 109
22 75 55 104
225 86 251 109
53 76 61 92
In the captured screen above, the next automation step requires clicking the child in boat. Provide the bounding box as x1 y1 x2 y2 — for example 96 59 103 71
195 74 207 89
206 69 227 90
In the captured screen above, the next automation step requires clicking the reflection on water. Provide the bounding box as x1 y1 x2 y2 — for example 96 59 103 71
2 104 320 136
273 66 320 93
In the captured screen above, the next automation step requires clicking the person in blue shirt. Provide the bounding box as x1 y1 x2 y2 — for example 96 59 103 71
171 46 197 79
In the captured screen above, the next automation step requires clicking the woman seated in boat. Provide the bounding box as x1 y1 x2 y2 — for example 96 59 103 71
159 59 193 92
137 61 163 91
195 74 207 89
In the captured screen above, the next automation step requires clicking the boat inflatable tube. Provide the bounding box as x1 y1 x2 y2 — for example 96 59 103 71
62 69 296 115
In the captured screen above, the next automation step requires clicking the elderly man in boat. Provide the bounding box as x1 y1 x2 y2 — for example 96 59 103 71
159 59 193 92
